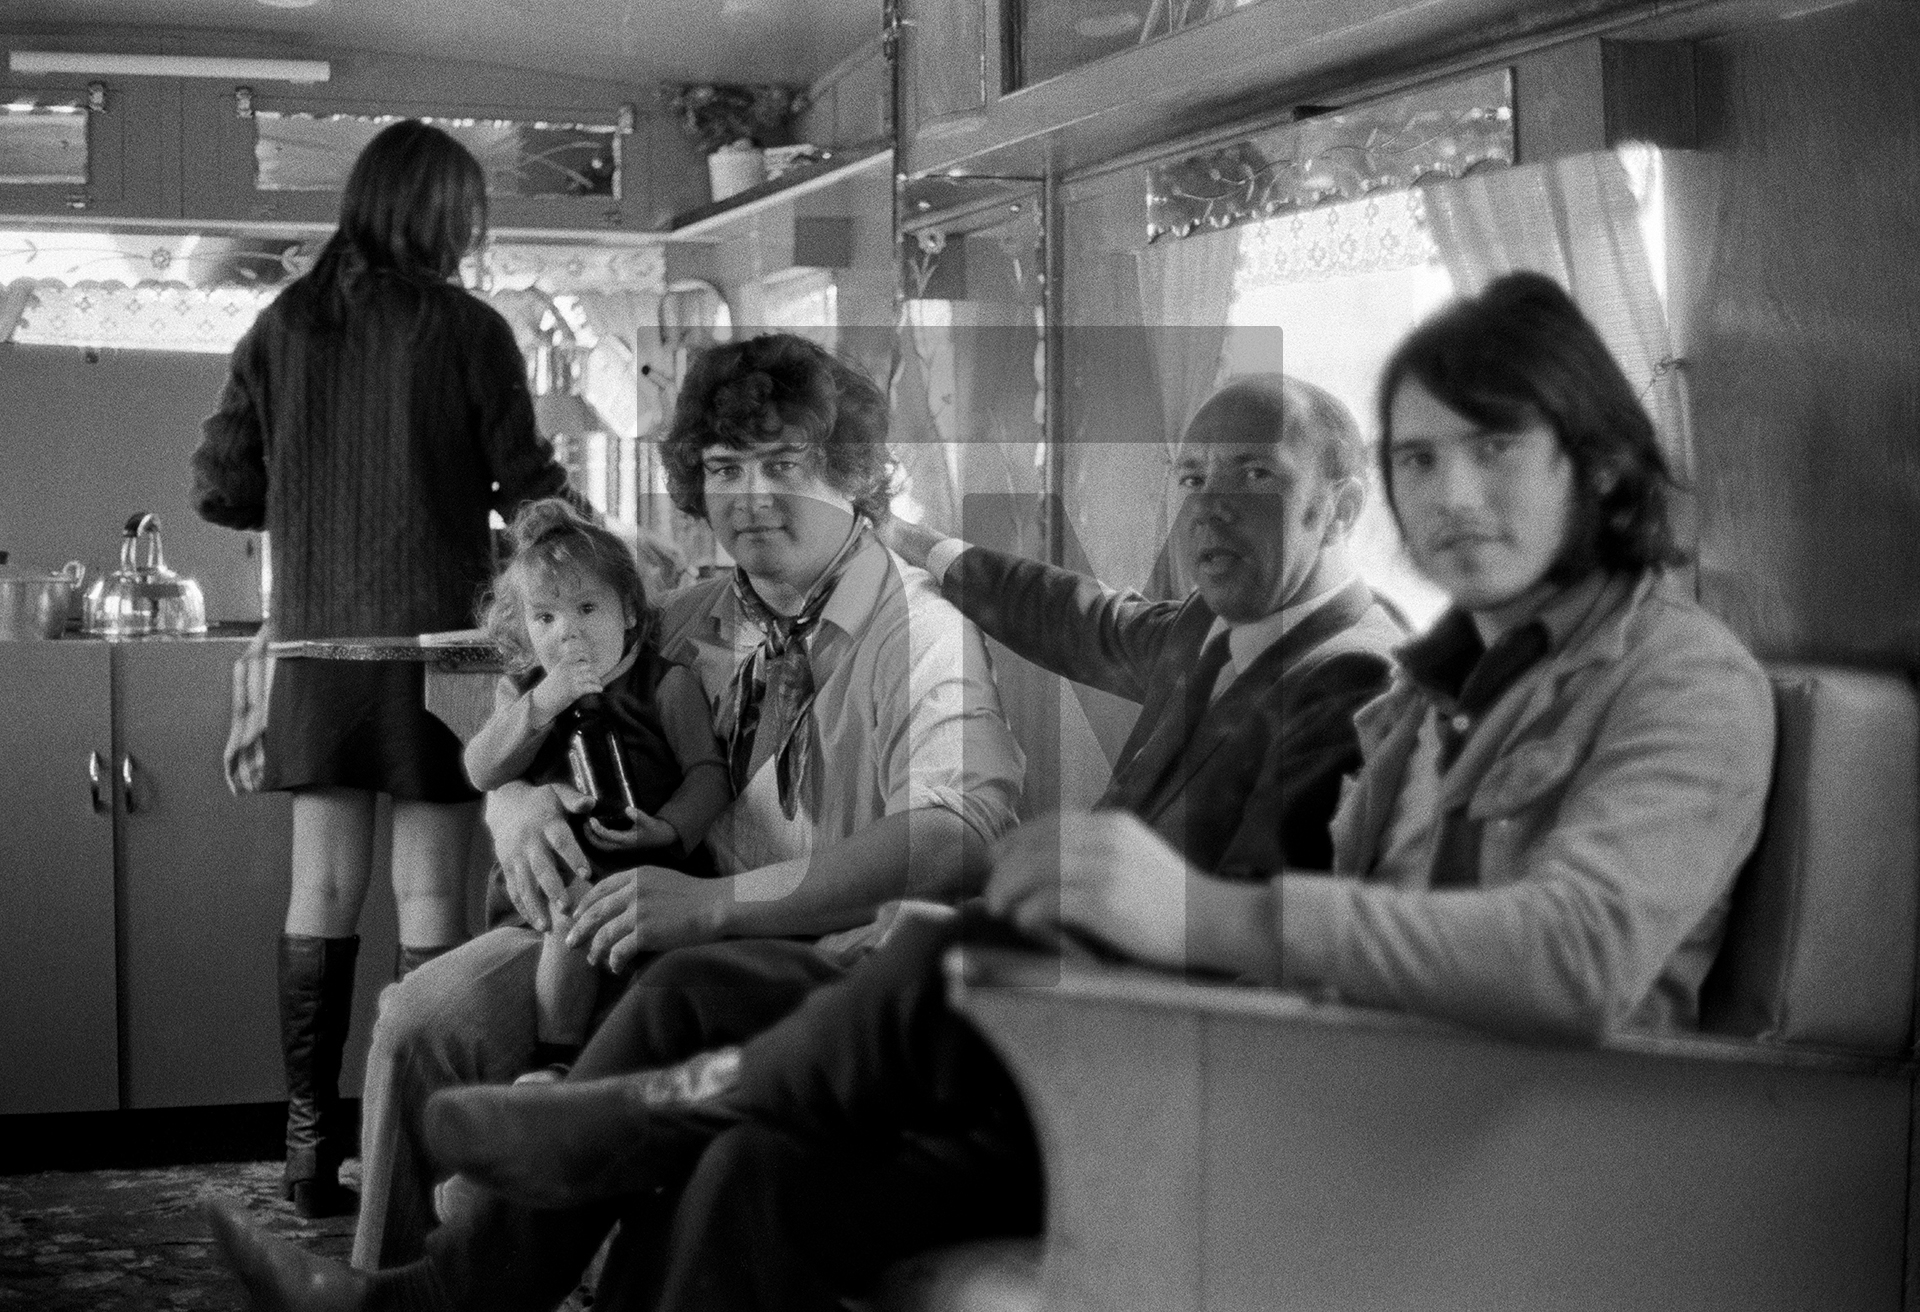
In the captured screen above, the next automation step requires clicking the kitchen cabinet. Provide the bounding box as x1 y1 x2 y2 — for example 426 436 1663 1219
0 638 400 1115
898 0 995 146
0 77 178 220
0 641 118 1115
116 640 292 1109
895 0 1685 184
180 84 688 232
1 48 706 231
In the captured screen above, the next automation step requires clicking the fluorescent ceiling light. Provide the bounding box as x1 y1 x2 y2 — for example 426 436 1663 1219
7 52 331 83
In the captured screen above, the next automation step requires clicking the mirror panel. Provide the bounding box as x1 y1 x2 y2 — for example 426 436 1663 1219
0 99 88 187
253 111 621 198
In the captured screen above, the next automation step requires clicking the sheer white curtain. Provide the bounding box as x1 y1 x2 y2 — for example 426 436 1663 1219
1127 224 1240 596
894 301 1047 549
893 301 963 533
1422 150 1692 478
1135 224 1241 449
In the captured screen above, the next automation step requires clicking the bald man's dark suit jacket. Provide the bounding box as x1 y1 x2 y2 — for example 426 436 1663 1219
940 545 1403 874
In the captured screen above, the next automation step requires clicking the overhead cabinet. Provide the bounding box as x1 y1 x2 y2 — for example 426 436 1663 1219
182 86 677 230
896 0 1701 187
0 77 176 219
0 57 705 230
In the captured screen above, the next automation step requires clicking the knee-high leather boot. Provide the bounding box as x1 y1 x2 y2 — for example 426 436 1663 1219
279 932 360 1218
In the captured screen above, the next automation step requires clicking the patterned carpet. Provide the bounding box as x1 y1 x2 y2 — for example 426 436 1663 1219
0 1159 358 1311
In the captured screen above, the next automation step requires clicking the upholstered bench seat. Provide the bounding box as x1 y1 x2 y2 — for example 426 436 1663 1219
892 664 1919 1311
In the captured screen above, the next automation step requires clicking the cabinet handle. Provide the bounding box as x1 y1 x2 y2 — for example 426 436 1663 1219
88 751 108 813
120 753 139 813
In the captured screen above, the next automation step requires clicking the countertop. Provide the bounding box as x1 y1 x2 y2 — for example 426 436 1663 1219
28 620 265 642
268 635 501 671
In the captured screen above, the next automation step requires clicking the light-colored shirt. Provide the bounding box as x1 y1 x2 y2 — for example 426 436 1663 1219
1200 580 1354 701
661 538 1026 914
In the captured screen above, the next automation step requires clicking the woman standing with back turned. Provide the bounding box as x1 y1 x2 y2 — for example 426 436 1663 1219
191 120 571 1217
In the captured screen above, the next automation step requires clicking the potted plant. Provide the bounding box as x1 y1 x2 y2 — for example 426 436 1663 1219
669 83 805 201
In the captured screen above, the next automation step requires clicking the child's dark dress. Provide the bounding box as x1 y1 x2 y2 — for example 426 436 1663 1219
465 644 731 926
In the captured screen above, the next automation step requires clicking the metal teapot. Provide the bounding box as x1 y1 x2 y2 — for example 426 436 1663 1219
84 513 208 637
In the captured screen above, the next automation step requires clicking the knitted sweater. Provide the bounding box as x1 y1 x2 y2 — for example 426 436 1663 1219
191 272 569 640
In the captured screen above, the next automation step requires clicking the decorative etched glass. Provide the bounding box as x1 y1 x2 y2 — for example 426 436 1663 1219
0 228 665 353
0 100 88 186
1146 69 1513 242
254 112 621 197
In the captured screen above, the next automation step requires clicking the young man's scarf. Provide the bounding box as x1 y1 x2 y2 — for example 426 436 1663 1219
722 519 872 818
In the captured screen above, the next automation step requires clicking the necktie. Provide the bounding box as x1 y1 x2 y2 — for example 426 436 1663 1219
1184 630 1235 730
1095 628 1234 813
723 521 871 819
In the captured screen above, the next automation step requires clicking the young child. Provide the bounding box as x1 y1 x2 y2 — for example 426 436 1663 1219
467 498 731 1078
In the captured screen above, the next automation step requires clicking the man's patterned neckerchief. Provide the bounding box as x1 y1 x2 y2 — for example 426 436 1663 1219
722 518 873 819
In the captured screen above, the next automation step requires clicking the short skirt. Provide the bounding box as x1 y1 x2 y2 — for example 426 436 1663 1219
262 657 477 803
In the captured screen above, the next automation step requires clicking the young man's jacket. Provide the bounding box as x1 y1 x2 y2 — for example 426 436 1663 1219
1288 569 1775 1040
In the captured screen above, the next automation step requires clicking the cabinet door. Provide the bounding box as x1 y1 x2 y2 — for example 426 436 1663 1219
115 641 293 1107
184 86 339 225
900 0 994 140
0 78 177 219
0 642 118 1114
181 84 659 230
114 641 401 1107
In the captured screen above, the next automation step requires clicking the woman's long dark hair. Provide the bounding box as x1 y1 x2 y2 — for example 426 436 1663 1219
1376 270 1687 581
301 120 489 324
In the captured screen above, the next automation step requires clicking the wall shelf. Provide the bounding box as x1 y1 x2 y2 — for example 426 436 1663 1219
668 141 891 241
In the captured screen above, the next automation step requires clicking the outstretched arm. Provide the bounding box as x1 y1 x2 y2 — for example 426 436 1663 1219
890 521 1182 704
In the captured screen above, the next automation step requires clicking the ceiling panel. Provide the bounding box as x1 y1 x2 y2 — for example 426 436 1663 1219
1 0 881 86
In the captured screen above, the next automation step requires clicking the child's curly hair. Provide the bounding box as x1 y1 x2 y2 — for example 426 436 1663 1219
478 498 656 679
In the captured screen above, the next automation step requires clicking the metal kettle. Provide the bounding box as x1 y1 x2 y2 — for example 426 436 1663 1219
84 513 208 637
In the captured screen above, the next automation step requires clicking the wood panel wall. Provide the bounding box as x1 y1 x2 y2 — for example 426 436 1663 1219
1668 1 1920 666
